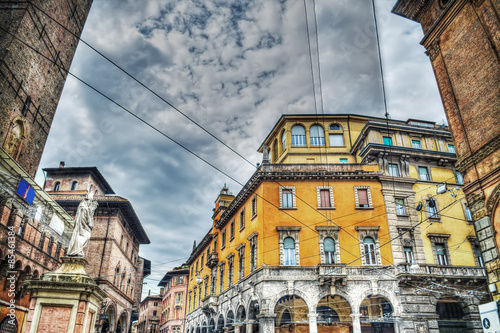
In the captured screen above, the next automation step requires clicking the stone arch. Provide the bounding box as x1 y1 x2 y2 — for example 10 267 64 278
216 314 225 332
100 301 116 333
226 309 235 327
274 294 309 330
3 117 26 159
236 304 246 324
354 287 400 317
116 310 128 333
316 294 352 325
487 183 500 243
269 287 315 313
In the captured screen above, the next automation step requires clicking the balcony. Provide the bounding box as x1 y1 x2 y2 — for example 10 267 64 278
201 295 218 315
206 251 219 269
396 263 486 283
318 265 347 278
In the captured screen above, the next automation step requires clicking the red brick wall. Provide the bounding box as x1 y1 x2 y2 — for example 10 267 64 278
0 0 92 177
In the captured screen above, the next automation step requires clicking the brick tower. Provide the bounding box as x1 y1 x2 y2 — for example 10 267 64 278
0 0 93 177
392 0 500 301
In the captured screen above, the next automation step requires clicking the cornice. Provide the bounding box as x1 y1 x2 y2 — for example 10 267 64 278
392 0 433 22
421 0 468 48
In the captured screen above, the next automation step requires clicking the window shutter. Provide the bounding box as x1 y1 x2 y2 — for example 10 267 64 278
358 189 368 206
320 189 331 207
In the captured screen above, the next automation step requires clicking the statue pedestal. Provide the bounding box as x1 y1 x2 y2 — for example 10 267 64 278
24 256 106 333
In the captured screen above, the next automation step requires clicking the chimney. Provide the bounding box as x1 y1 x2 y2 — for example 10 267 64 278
148 289 151 296
59 161 65 168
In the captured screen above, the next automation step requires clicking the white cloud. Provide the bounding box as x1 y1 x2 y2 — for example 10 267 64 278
37 0 446 297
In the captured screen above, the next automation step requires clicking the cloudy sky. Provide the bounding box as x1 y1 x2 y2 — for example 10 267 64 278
35 0 445 295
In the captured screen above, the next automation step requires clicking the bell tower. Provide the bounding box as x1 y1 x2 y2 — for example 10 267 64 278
0 0 93 177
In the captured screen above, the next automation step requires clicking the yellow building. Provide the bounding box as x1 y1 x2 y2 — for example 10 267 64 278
184 115 486 333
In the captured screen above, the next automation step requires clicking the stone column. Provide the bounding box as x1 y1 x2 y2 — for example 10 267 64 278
234 324 243 333
257 314 276 333
351 314 361 333
24 257 106 333
308 313 318 333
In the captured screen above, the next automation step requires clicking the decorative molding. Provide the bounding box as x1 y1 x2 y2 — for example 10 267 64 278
456 136 500 173
425 40 440 61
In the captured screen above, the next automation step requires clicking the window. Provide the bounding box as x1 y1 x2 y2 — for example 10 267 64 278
395 198 406 216
221 230 226 249
230 220 235 240
427 199 438 218
465 207 472 222
153 310 157 316
456 171 464 184
280 186 295 209
447 144 455 153
273 139 278 161
355 187 372 208
388 163 399 177
211 269 216 295
310 125 325 146
329 123 342 130
411 139 421 149
70 181 78 190
329 134 344 147
237 245 245 280
339 158 348 164
291 125 306 147
363 237 377 265
324 237 335 264
383 136 393 146
418 166 430 181
283 237 296 266
281 131 287 152
435 244 448 265
251 196 257 217
403 246 414 264
53 182 60 191
227 255 234 286
475 247 484 267
240 209 245 230
250 243 257 272
219 265 224 292
317 186 333 208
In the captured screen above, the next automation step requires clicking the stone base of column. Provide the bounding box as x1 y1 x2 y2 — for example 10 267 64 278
23 256 106 333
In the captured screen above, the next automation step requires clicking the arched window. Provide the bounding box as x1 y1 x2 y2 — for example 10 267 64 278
363 237 377 265
324 237 335 264
291 125 306 147
310 125 325 146
281 131 287 152
114 266 120 285
283 237 296 265
70 181 78 191
273 139 278 161
53 182 60 191
329 123 342 130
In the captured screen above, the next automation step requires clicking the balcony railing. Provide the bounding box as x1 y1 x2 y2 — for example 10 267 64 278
206 251 219 269
396 263 486 278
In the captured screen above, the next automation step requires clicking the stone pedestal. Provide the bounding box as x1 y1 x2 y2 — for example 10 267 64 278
24 256 106 333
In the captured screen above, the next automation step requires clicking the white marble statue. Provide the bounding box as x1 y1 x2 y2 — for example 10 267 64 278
67 191 98 257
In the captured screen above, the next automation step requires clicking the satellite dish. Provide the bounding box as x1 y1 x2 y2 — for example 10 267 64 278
416 202 423 211
428 198 436 208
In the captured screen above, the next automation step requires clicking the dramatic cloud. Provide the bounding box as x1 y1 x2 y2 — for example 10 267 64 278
35 0 444 294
